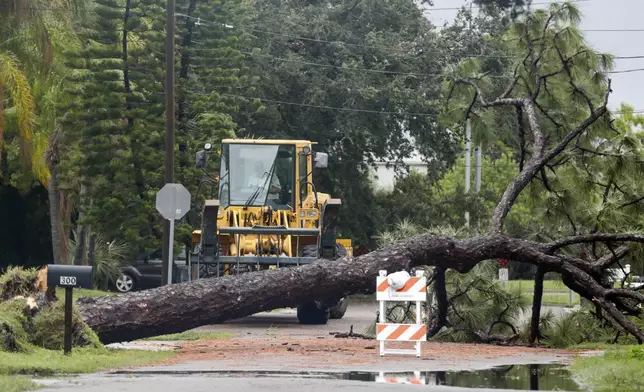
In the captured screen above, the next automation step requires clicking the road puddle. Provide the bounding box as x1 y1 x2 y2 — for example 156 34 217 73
114 363 581 390
341 364 581 390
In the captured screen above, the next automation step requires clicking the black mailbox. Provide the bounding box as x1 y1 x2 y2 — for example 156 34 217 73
47 265 93 290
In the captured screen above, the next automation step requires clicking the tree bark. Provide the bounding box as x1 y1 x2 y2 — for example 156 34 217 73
47 163 63 264
77 233 644 345
530 267 545 345
427 267 448 337
73 184 88 265
45 128 64 264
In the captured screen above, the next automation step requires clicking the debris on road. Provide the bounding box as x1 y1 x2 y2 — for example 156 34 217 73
329 325 373 340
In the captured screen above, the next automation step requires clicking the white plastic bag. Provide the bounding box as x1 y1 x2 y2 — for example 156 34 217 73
387 270 411 290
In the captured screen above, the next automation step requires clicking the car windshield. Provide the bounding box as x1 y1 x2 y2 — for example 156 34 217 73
219 143 294 208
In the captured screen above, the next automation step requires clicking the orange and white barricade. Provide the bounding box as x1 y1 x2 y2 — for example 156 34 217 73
376 269 427 357
376 371 425 385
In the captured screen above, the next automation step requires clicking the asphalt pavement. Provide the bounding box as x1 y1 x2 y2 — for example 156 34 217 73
33 299 583 392
34 374 555 392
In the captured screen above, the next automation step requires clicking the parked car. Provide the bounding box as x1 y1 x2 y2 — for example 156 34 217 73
111 248 188 293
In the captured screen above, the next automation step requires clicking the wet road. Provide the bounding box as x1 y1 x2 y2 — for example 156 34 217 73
194 298 575 339
35 374 566 392
34 299 582 392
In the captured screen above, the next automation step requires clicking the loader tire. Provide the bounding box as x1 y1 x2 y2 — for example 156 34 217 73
297 301 330 325
296 245 329 324
329 297 348 319
328 242 349 319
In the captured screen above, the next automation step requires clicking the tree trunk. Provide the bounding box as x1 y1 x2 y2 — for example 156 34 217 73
73 184 88 265
530 267 545 345
47 163 63 264
60 193 74 264
87 232 96 267
76 234 644 345
427 267 448 337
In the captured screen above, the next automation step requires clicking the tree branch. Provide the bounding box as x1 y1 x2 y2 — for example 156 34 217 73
488 80 611 233
516 106 526 172
546 233 644 253
595 245 630 270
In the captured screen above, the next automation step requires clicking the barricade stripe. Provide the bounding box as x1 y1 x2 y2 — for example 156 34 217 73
399 325 422 340
377 324 426 341
409 278 427 293
399 278 420 292
387 325 410 340
409 327 427 341
377 277 426 293
377 279 390 292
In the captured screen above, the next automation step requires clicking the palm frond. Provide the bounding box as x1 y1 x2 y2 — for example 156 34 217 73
0 51 36 167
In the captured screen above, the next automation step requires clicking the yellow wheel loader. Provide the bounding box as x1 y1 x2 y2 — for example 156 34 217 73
191 139 353 324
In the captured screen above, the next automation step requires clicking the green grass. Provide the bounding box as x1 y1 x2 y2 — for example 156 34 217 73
502 280 581 307
54 287 116 301
349 281 582 306
140 331 233 341
567 342 619 351
0 347 173 377
504 279 570 292
0 375 41 392
570 345 644 392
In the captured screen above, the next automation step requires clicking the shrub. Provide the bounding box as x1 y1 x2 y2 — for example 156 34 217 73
0 298 33 353
31 300 101 350
0 266 40 300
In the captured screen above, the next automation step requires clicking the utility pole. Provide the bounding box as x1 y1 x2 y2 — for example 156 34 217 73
474 145 482 234
162 0 175 286
464 2 474 230
464 119 471 228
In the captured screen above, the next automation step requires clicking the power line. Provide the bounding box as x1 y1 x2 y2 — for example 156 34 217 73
180 14 644 64
235 51 510 79
218 93 435 116
208 92 644 116
424 0 591 11
607 68 644 74
60 93 644 116
187 48 644 76
584 29 644 32
178 11 644 54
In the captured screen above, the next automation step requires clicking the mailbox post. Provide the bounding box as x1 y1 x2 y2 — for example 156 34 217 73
47 265 93 355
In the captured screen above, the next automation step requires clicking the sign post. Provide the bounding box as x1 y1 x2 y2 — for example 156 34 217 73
46 265 93 355
499 268 509 289
497 258 510 289
156 183 191 285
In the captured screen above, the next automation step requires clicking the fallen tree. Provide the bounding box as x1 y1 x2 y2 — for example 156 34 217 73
77 231 644 344
76 3 644 345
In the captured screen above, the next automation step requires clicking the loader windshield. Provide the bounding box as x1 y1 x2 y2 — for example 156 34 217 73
218 143 295 209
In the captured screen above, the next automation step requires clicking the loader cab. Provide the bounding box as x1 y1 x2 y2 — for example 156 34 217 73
196 139 329 212
218 142 296 210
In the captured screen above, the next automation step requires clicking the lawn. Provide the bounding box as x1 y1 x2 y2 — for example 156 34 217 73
350 280 582 307
0 347 174 392
504 279 570 292
570 345 644 392
503 280 580 307
0 347 173 377
0 375 41 392
54 287 116 301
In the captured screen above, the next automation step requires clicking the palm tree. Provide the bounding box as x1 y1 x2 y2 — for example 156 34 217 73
0 52 35 175
1 1 88 263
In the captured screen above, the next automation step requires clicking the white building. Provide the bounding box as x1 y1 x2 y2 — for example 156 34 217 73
369 153 428 191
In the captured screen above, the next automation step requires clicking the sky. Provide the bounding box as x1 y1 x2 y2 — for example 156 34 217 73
423 0 644 112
